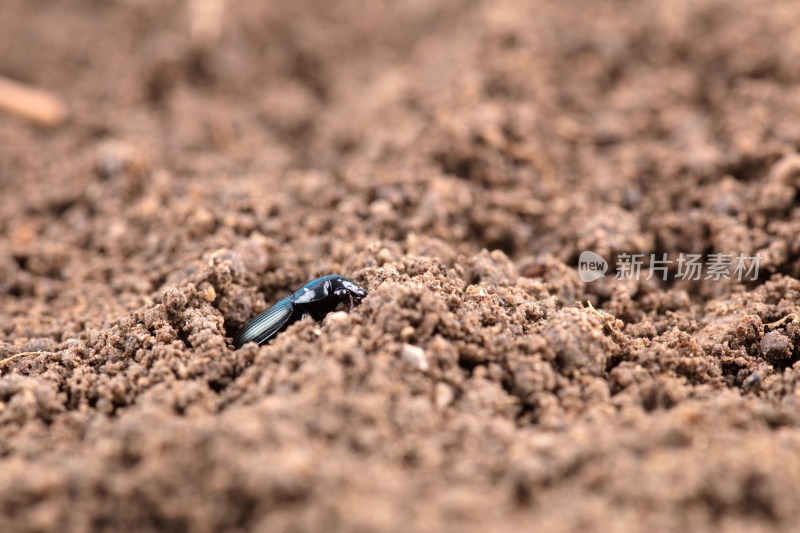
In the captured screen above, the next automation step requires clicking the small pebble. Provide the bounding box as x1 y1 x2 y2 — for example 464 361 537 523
435 382 454 409
327 311 349 323
401 344 428 371
198 283 216 302
742 372 762 391
400 326 415 341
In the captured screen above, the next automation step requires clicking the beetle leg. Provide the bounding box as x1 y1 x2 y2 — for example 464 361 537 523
348 293 354 311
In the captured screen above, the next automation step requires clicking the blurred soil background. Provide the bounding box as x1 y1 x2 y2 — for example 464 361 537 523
2 0 800 531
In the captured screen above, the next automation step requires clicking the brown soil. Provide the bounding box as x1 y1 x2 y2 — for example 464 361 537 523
2 1 800 531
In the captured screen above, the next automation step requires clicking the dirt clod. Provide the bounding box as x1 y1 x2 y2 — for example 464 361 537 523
761 331 794 367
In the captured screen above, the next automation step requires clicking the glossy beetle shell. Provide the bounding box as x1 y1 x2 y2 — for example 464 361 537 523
235 275 367 348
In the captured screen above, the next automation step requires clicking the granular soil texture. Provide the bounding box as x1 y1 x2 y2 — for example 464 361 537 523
2 0 800 531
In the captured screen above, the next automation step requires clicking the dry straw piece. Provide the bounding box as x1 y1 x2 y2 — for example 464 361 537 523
0 76 68 127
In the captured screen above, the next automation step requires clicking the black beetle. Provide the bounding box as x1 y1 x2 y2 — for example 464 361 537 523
235 275 367 348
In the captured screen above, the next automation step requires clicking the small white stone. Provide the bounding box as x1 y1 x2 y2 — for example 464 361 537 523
327 311 349 323
435 383 454 409
401 343 428 371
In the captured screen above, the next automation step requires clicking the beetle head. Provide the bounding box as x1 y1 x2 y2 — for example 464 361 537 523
334 276 367 300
